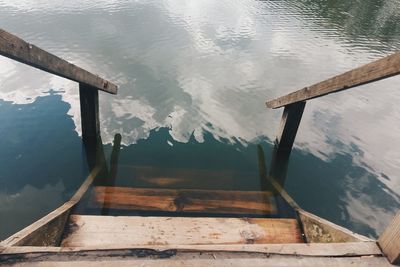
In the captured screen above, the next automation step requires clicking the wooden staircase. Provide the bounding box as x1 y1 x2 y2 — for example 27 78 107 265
59 185 303 247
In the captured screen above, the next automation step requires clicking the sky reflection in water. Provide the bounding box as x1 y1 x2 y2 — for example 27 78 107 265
0 0 400 239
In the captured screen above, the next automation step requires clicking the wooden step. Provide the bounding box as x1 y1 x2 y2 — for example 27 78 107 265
113 165 246 190
61 215 303 247
88 186 277 215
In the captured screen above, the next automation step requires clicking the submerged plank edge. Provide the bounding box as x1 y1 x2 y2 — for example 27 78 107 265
266 51 400 108
89 186 277 215
0 28 117 94
61 215 302 247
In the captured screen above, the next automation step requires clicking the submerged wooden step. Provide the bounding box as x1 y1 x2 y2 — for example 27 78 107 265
114 165 244 189
61 215 303 247
88 186 277 215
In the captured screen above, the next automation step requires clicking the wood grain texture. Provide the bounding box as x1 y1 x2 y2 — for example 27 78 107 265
0 166 102 246
299 209 372 243
0 28 117 94
266 51 400 108
61 215 303 247
88 186 277 215
379 211 400 264
0 253 390 267
0 241 382 257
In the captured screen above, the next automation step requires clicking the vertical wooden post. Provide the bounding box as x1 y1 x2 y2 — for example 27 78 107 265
79 83 101 170
79 83 100 142
379 211 400 264
269 101 305 186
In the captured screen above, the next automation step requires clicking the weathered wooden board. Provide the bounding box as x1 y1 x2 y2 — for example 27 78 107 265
0 253 391 267
0 166 102 246
298 209 372 243
0 28 117 94
266 51 400 108
61 215 302 247
88 186 277 215
0 241 382 257
379 211 400 264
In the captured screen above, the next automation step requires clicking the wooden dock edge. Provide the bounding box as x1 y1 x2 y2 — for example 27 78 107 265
0 242 383 258
0 166 102 247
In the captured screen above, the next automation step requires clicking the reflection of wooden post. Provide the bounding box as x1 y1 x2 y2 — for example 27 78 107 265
257 145 269 190
269 102 305 186
109 134 122 182
379 211 400 264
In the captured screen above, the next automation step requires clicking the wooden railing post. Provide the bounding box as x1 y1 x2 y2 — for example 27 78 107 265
269 101 305 186
79 83 100 143
378 211 400 264
79 83 102 170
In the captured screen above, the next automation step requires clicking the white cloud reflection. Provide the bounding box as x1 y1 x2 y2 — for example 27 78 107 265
1 0 400 235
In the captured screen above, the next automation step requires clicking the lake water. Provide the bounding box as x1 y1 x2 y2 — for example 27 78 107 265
1 0 400 240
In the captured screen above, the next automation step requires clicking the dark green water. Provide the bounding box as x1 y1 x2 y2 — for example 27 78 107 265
1 0 400 240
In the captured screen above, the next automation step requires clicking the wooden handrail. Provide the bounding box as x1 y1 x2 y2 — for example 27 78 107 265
0 28 117 94
266 51 400 109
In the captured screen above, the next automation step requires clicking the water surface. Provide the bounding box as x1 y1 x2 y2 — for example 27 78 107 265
0 0 400 239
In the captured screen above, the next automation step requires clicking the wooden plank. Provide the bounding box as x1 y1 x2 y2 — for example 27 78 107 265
379 211 400 264
0 256 392 267
0 165 102 246
269 102 305 185
88 186 277 215
298 209 373 243
266 51 400 108
0 28 117 94
0 241 382 257
61 215 303 247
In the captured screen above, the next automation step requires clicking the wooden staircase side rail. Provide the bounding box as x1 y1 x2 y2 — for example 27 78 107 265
378 211 400 264
265 52 400 264
266 51 400 109
0 165 102 247
0 28 117 94
0 28 119 162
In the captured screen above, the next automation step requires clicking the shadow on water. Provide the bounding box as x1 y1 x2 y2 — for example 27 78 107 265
1 94 399 240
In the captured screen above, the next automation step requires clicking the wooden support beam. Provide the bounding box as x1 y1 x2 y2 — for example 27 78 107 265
0 28 117 94
269 102 305 185
266 51 400 109
379 211 400 264
79 83 100 143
